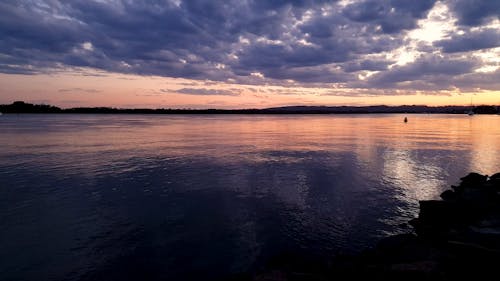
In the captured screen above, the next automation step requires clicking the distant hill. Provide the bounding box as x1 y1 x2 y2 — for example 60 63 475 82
1 101 499 114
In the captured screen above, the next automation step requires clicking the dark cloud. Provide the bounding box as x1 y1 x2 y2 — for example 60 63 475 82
447 70 500 91
0 1 413 80
263 65 355 83
446 0 500 26
0 0 497 93
342 0 436 33
174 88 241 96
435 28 500 53
342 59 394 72
366 55 479 89
0 64 38 75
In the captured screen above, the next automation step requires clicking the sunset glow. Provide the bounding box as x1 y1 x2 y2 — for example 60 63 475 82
0 1 498 108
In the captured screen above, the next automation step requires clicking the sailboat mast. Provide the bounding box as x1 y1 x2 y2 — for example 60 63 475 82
468 96 474 116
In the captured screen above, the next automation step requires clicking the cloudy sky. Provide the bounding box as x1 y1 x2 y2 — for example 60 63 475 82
0 0 498 108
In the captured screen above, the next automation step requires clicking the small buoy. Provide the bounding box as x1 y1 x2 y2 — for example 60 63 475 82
404 117 408 123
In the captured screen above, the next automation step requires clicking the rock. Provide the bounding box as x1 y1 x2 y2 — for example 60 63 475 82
440 190 456 201
459 172 488 188
470 225 500 235
489 180 500 191
251 172 500 281
459 187 496 207
374 234 433 263
446 240 500 257
490 173 500 181
445 173 499 212
489 173 500 190
372 172 500 279
376 234 418 251
418 200 458 224
475 217 500 228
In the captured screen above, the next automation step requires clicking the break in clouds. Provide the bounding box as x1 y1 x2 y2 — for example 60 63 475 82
0 0 499 93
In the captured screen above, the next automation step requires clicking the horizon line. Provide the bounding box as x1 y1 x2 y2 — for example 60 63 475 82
2 101 500 111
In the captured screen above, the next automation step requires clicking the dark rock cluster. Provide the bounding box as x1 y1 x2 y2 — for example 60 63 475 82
250 172 500 281
412 172 500 243
353 172 500 281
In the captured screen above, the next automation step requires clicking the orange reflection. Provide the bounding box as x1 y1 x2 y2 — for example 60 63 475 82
1 114 499 208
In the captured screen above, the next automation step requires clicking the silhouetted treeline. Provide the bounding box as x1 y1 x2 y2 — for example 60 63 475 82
1 101 499 114
473 105 499 114
0 101 62 113
264 105 500 114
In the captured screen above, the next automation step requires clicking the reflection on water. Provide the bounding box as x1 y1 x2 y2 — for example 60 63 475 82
0 114 499 280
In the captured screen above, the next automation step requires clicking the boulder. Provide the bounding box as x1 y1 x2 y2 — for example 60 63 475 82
489 173 500 190
374 234 433 263
459 187 496 208
459 173 488 188
440 190 456 201
490 173 500 181
418 200 458 224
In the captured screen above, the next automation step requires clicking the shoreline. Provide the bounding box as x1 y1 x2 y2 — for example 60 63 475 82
248 172 500 281
1 101 499 115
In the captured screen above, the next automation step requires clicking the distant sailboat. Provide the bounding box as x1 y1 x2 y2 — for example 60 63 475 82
467 96 474 116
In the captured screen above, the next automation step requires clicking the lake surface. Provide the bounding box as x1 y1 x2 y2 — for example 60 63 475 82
1 114 499 280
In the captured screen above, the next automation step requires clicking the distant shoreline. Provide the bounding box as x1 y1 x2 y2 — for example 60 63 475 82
1 101 499 115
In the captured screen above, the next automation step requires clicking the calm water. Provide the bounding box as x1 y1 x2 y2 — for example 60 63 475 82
1 114 499 280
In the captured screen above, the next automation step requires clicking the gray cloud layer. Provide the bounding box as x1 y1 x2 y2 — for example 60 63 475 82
0 0 498 92
436 28 500 53
174 88 241 96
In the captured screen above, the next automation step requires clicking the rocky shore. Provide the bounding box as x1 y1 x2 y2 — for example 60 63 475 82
250 172 500 281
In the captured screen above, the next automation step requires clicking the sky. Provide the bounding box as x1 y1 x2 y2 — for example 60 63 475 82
0 0 499 109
